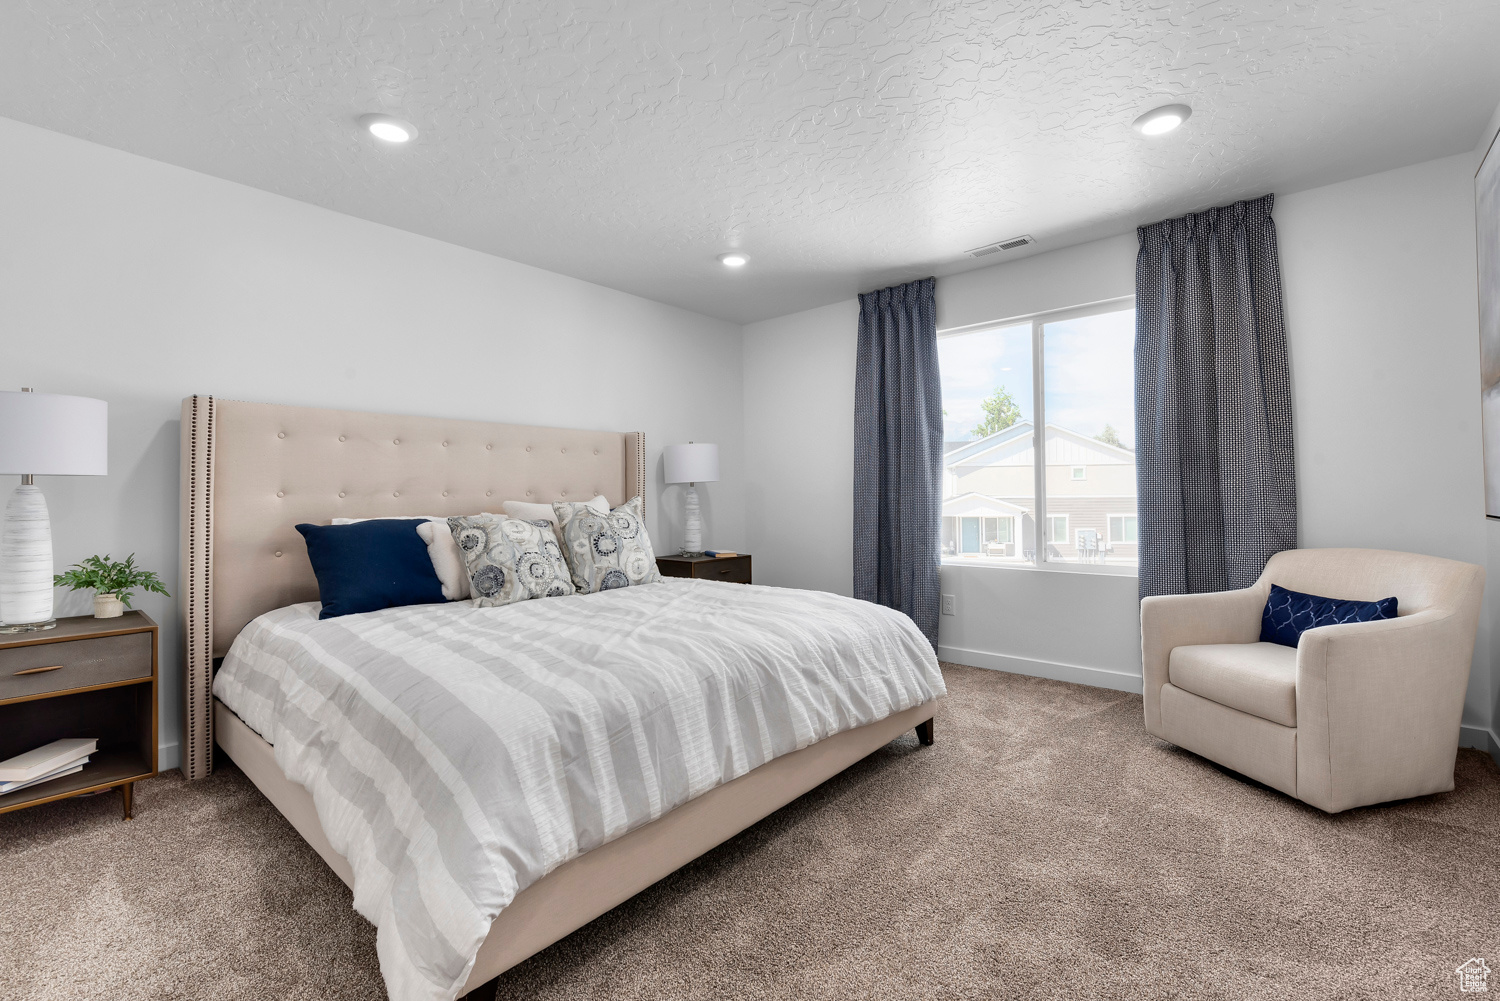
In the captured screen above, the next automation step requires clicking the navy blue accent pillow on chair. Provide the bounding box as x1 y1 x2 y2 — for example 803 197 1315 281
1260 583 1398 648
295 520 447 619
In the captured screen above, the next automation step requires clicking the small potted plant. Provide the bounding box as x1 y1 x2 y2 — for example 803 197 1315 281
53 554 170 619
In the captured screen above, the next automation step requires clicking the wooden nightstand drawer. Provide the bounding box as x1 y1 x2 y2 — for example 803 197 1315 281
699 559 751 584
657 554 752 584
0 631 153 702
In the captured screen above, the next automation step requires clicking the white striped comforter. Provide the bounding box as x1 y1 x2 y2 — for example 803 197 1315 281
213 578 944 1001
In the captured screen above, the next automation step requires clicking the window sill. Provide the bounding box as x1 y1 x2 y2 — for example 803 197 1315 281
940 557 1138 578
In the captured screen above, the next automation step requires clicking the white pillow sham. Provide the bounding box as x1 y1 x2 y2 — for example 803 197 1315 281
502 495 609 531
414 520 471 600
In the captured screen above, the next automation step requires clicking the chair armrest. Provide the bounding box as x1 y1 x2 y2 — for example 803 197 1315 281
1296 609 1474 811
1140 585 1267 734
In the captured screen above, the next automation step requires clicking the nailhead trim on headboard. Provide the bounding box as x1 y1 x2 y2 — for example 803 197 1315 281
180 395 217 781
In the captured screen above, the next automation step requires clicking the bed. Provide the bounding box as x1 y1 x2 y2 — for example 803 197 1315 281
178 396 944 1000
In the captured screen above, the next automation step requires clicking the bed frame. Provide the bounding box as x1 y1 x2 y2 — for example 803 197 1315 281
178 395 937 996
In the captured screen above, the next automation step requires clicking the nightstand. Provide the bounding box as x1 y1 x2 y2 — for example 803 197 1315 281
657 553 752 584
0 611 158 820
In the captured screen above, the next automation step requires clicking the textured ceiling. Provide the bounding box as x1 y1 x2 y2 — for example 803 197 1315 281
3 1 1499 323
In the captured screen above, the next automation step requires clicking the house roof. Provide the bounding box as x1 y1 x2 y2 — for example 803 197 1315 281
945 421 1136 466
941 492 1031 518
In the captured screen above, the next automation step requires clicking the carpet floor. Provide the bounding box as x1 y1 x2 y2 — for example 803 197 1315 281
3 665 1499 1000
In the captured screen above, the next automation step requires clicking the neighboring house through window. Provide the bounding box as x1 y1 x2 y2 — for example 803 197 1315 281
1109 514 1138 543
937 299 1137 574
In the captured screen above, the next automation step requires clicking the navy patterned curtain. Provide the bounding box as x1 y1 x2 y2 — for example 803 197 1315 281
854 276 942 646
1135 194 1296 599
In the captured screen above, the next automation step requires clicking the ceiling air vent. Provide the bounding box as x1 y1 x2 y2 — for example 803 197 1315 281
965 234 1035 258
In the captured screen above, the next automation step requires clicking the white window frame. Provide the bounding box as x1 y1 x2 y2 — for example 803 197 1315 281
938 295 1137 577
1107 513 1139 544
1071 466 1086 480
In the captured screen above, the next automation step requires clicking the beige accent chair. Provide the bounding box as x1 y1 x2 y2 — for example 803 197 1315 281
1141 548 1484 813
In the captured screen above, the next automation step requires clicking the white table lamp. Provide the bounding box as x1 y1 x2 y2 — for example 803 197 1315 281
0 389 108 632
663 442 719 556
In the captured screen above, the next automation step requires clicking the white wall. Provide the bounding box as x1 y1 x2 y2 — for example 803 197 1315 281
1 116 745 771
744 151 1500 739
1277 151 1492 735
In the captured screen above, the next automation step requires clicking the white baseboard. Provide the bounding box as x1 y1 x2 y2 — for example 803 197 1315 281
936 645 1143 694
1459 725 1500 766
157 740 180 773
939 647 1500 768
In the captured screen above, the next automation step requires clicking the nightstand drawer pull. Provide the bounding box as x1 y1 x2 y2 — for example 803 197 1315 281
13 665 63 676
717 567 734 574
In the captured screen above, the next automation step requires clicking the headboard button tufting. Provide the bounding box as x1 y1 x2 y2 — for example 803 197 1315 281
276 491 284 498
338 491 346 498
274 551 283 558
277 432 285 439
393 438 400 445
338 435 346 442
393 491 401 498
525 446 532 452
442 441 449 447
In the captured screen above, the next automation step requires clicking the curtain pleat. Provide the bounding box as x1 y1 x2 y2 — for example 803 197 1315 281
854 276 942 646
1135 194 1296 598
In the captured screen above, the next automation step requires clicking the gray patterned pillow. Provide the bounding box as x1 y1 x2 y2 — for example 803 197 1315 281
447 515 575 607
553 496 662 594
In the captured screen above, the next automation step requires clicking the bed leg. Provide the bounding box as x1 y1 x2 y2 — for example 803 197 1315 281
458 978 498 1001
915 719 934 746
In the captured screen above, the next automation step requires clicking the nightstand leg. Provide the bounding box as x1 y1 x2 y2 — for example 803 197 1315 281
915 719 934 746
122 782 133 821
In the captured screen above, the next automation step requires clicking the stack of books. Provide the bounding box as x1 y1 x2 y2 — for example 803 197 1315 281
0 738 97 796
704 550 738 558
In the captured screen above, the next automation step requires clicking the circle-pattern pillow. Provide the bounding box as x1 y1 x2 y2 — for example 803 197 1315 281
446 514 575 608
552 496 662 594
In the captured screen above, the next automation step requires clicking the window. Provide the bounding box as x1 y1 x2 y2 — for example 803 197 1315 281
1109 514 1138 543
937 298 1137 574
1046 515 1068 544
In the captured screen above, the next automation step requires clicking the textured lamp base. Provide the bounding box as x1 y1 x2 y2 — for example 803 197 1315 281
0 619 57 633
679 484 704 557
1 483 56 632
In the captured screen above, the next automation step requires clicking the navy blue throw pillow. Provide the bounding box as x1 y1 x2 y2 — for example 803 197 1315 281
295 520 446 619
1260 583 1398 648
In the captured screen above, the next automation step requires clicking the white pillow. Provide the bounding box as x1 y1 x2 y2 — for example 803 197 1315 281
502 495 609 531
415 520 471 600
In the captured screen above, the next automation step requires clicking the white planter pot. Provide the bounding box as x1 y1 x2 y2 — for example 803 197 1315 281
93 593 125 619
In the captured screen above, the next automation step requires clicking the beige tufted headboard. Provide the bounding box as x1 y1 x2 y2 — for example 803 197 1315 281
178 395 646 780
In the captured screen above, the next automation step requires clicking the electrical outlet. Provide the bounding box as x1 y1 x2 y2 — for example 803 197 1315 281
941 594 956 616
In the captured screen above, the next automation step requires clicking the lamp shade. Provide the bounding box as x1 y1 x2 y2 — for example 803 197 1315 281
0 391 108 476
663 442 719 484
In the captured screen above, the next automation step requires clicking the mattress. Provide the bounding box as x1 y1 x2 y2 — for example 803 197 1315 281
212 577 944 1001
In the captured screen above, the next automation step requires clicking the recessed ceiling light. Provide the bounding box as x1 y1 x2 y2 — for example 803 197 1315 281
1133 104 1192 136
718 252 749 268
359 113 417 143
